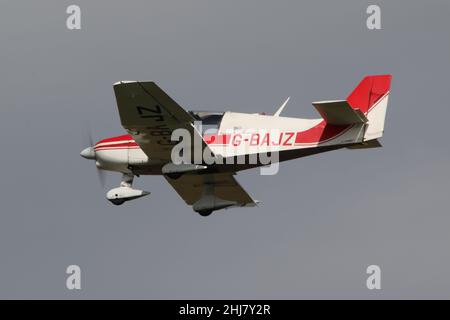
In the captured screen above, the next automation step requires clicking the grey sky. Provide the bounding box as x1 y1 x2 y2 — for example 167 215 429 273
0 0 449 298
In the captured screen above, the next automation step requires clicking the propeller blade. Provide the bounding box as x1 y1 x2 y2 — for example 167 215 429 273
97 167 106 188
82 121 94 148
81 121 108 189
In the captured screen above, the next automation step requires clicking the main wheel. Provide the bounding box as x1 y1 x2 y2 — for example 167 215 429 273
197 210 213 217
109 199 125 206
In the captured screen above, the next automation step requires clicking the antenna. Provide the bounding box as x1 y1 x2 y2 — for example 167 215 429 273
274 97 290 117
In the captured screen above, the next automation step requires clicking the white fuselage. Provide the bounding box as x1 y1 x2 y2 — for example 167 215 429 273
92 90 389 175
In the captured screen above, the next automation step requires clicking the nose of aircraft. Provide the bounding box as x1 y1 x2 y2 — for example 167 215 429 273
80 146 96 160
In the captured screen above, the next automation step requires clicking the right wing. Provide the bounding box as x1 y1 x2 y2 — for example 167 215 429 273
165 172 257 212
113 81 211 162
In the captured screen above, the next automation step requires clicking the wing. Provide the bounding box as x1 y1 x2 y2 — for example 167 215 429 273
113 81 208 161
165 172 258 212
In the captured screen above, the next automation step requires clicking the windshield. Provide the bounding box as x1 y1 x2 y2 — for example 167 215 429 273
189 111 225 134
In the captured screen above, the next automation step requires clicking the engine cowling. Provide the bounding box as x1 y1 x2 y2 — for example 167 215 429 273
106 186 150 205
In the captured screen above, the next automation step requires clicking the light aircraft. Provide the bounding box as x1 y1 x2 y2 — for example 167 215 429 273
80 75 392 216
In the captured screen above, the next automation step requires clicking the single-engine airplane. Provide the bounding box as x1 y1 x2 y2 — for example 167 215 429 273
81 75 392 216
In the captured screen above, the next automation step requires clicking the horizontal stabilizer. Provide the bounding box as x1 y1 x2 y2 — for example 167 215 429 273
312 100 368 125
347 139 382 149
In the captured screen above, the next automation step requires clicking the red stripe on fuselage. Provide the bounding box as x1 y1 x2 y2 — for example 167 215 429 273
95 134 133 146
203 134 231 145
95 142 139 151
97 125 351 150
294 122 350 145
95 124 352 150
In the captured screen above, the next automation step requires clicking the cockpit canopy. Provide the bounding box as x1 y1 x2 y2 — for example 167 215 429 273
189 111 225 134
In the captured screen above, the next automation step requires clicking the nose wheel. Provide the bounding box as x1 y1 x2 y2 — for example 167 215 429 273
106 173 150 205
110 198 125 206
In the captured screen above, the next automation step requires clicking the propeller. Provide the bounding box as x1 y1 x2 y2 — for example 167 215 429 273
81 125 107 188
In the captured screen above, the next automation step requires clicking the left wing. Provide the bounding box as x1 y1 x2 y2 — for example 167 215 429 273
113 81 209 161
165 172 258 213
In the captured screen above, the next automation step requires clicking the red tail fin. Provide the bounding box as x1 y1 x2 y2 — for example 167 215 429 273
347 75 392 114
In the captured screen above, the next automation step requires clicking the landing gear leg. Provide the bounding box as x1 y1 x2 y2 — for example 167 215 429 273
120 172 134 188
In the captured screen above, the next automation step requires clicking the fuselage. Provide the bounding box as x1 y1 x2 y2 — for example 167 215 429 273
91 113 366 175
90 86 389 175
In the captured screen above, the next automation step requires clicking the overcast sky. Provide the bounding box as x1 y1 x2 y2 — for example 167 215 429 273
0 0 449 299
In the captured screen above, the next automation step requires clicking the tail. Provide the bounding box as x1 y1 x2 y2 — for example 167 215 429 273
312 75 392 142
347 74 392 141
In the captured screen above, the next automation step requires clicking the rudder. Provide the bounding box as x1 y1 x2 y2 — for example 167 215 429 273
347 75 392 141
